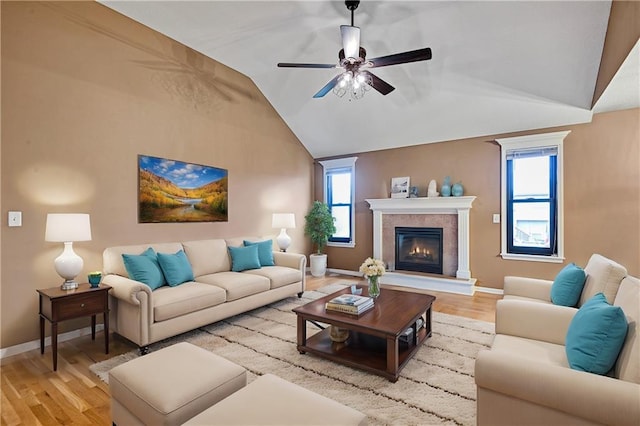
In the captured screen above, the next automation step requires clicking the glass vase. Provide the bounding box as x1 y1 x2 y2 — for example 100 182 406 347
368 275 381 299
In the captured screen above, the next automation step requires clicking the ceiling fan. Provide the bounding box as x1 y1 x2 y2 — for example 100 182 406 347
277 0 432 100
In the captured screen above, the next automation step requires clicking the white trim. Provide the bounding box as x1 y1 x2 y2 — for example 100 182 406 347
326 267 361 277
475 286 504 295
500 253 565 263
319 157 358 247
0 324 105 359
366 197 476 281
327 241 355 248
496 131 569 262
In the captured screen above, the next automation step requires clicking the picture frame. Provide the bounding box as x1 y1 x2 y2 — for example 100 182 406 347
390 176 410 198
138 155 228 223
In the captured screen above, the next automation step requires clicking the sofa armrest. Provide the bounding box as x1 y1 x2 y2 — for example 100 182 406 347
272 251 306 270
496 299 576 345
476 350 640 426
102 274 152 305
504 276 553 301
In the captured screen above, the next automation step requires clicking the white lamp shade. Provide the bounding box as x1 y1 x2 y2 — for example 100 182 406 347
272 213 296 229
45 213 92 242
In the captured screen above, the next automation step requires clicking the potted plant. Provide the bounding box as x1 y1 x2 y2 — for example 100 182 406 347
304 201 336 277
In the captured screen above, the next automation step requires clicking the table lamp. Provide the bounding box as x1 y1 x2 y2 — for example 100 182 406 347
272 213 295 252
45 213 92 290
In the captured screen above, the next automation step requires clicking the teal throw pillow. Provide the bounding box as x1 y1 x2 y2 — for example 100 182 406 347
157 250 194 286
122 247 166 290
551 263 587 307
228 244 261 272
565 293 628 375
243 240 275 267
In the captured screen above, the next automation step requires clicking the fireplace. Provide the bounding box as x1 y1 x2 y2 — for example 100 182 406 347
395 227 443 275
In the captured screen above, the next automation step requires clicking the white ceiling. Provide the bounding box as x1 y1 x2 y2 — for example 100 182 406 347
100 1 638 158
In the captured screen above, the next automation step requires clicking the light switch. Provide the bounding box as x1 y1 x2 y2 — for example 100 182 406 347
492 214 500 224
8 211 22 227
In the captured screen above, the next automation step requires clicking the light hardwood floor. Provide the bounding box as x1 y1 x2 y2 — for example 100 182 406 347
1 274 501 425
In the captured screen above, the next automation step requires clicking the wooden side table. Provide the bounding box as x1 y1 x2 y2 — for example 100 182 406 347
37 283 111 371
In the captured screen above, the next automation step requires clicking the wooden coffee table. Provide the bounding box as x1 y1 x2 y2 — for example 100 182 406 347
293 285 435 382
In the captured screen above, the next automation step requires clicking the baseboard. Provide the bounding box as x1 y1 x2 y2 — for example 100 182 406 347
0 324 104 360
326 268 361 277
474 286 504 295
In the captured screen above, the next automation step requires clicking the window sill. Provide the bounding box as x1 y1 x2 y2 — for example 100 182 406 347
327 241 355 249
500 253 565 263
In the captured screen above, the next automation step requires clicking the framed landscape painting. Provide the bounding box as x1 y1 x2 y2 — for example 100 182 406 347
138 155 228 223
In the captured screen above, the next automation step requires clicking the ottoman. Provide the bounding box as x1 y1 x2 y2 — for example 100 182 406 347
109 342 247 426
184 373 367 425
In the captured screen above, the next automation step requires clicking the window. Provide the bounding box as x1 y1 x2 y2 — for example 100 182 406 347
497 131 569 263
319 157 357 248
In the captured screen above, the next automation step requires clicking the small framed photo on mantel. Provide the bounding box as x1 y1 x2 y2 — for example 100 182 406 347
390 176 410 198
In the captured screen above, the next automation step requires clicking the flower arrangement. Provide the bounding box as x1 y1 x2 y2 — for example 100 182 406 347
359 257 386 278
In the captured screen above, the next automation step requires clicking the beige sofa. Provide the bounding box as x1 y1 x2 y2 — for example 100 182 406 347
475 254 640 425
102 237 306 353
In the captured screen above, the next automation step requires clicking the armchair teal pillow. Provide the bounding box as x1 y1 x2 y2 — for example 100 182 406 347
122 247 166 290
243 240 275 267
551 263 587 307
566 293 628 375
157 250 194 286
228 245 261 272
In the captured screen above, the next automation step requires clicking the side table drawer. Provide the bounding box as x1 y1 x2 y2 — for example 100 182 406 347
56 293 107 320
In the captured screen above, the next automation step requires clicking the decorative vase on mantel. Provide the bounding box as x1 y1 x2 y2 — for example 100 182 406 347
368 275 381 299
452 182 464 197
441 176 452 197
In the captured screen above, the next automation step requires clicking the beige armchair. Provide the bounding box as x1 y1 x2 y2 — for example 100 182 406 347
503 253 627 306
475 273 640 426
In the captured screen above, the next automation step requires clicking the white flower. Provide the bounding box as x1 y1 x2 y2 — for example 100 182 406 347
359 257 386 278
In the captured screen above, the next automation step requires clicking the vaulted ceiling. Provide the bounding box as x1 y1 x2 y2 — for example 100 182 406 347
101 1 639 158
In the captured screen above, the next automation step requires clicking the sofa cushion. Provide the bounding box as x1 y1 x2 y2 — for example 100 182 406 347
182 239 230 276
613 275 640 384
550 263 586 307
491 334 569 368
244 266 301 289
196 272 270 302
122 248 166 290
153 283 226 322
566 293 628 375
228 245 261 272
580 254 627 306
243 240 275 267
157 250 194 286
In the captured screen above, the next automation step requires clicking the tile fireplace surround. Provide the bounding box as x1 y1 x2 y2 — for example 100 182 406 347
366 197 476 295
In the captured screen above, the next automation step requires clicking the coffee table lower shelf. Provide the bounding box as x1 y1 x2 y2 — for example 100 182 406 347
298 326 429 382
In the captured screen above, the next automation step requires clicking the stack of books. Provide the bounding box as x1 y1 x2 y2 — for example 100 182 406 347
325 294 374 315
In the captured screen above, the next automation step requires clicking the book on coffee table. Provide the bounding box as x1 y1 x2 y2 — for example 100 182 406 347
325 298 374 315
327 294 372 306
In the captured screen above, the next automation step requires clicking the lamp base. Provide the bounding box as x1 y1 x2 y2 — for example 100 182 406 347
276 228 291 252
61 280 79 291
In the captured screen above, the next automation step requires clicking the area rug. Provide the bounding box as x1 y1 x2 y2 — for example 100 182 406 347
90 283 495 425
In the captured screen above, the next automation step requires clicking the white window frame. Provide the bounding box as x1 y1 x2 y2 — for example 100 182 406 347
319 157 358 248
496 131 570 263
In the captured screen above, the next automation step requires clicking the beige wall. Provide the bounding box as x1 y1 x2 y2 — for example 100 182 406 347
323 108 640 288
1 2 313 348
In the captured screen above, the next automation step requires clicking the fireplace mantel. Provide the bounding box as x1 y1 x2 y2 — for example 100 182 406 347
366 196 476 294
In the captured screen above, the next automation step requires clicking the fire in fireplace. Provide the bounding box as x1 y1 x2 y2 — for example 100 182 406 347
395 227 444 274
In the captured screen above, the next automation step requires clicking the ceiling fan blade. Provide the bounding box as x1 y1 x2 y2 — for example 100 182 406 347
313 74 342 98
278 63 337 69
368 48 432 68
361 71 395 95
340 25 361 59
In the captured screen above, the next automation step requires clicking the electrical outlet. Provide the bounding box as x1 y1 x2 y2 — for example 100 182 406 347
492 214 500 224
8 211 22 227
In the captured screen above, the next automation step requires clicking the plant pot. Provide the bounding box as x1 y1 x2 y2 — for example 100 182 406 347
310 253 327 277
